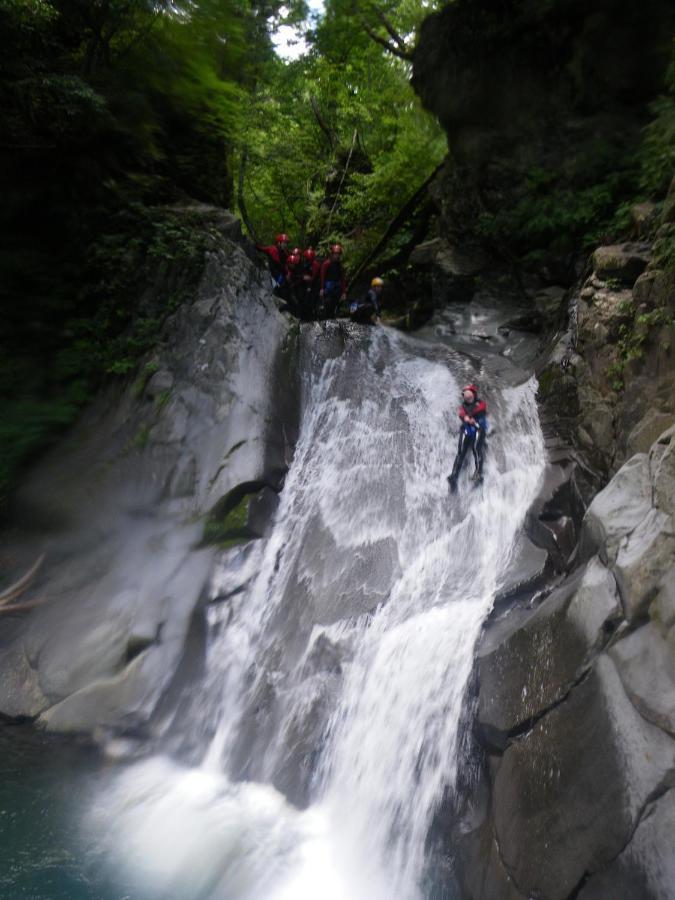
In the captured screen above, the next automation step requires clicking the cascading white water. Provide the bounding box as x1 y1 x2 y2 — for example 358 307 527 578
87 323 545 900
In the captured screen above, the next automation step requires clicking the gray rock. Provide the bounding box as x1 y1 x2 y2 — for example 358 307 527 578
533 285 566 322
166 452 197 498
578 390 615 461
494 534 549 604
610 622 675 736
630 202 658 238
409 237 447 266
578 789 675 900
493 655 675 900
592 244 650 285
145 369 174 398
453 815 528 900
149 397 189 444
477 558 621 746
650 425 675 514
409 237 485 276
0 645 48 718
651 578 675 633
626 411 675 457
614 507 675 622
0 234 291 736
581 453 652 564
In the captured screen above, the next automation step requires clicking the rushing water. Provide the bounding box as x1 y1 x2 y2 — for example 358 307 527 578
77 320 545 900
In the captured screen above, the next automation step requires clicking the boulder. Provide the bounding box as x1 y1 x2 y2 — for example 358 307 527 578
581 453 651 563
592 244 650 285
613 507 675 621
477 558 621 747
610 622 675 736
630 202 658 238
409 238 484 276
145 369 174 398
492 655 675 900
577 389 615 461
626 410 675 457
533 285 566 323
578 789 675 899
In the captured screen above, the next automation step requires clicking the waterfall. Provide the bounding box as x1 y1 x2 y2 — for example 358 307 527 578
86 322 545 899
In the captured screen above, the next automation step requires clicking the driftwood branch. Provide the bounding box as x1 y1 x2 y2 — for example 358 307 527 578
0 554 45 607
0 598 50 616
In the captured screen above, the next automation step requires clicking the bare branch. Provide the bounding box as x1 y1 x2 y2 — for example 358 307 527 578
375 8 407 50
362 23 414 61
310 95 336 151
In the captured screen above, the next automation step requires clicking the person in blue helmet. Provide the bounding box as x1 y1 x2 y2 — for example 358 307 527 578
447 384 487 491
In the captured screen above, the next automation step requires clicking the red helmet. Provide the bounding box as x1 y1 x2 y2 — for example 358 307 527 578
303 248 316 261
330 243 343 254
288 253 301 265
462 384 478 396
275 233 289 244
292 246 301 256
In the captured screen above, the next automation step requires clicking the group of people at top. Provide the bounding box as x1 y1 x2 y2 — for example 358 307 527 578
258 236 488 491
256 233 384 325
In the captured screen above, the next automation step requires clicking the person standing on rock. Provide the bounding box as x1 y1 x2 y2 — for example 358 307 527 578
298 248 321 320
447 384 487 491
256 233 290 298
319 243 347 317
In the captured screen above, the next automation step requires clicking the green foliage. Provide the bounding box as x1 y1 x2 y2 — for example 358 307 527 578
608 303 675 391
202 495 252 548
238 0 445 264
640 56 675 197
477 148 639 262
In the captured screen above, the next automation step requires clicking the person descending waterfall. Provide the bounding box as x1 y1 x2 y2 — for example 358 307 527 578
320 243 347 317
349 277 384 324
256 233 290 298
447 384 487 491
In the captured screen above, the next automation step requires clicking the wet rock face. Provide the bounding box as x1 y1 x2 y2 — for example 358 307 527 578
413 0 674 160
457 426 675 900
0 221 297 738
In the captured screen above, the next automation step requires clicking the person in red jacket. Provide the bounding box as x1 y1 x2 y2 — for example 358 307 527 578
285 251 303 316
256 233 290 296
298 248 321 320
319 243 347 318
447 384 488 491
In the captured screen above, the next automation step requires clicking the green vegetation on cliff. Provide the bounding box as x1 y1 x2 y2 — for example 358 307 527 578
1 0 444 510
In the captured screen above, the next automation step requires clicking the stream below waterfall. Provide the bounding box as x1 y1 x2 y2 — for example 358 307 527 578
1 300 546 899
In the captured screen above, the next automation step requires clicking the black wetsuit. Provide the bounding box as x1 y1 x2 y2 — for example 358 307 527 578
349 288 381 324
448 398 488 489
